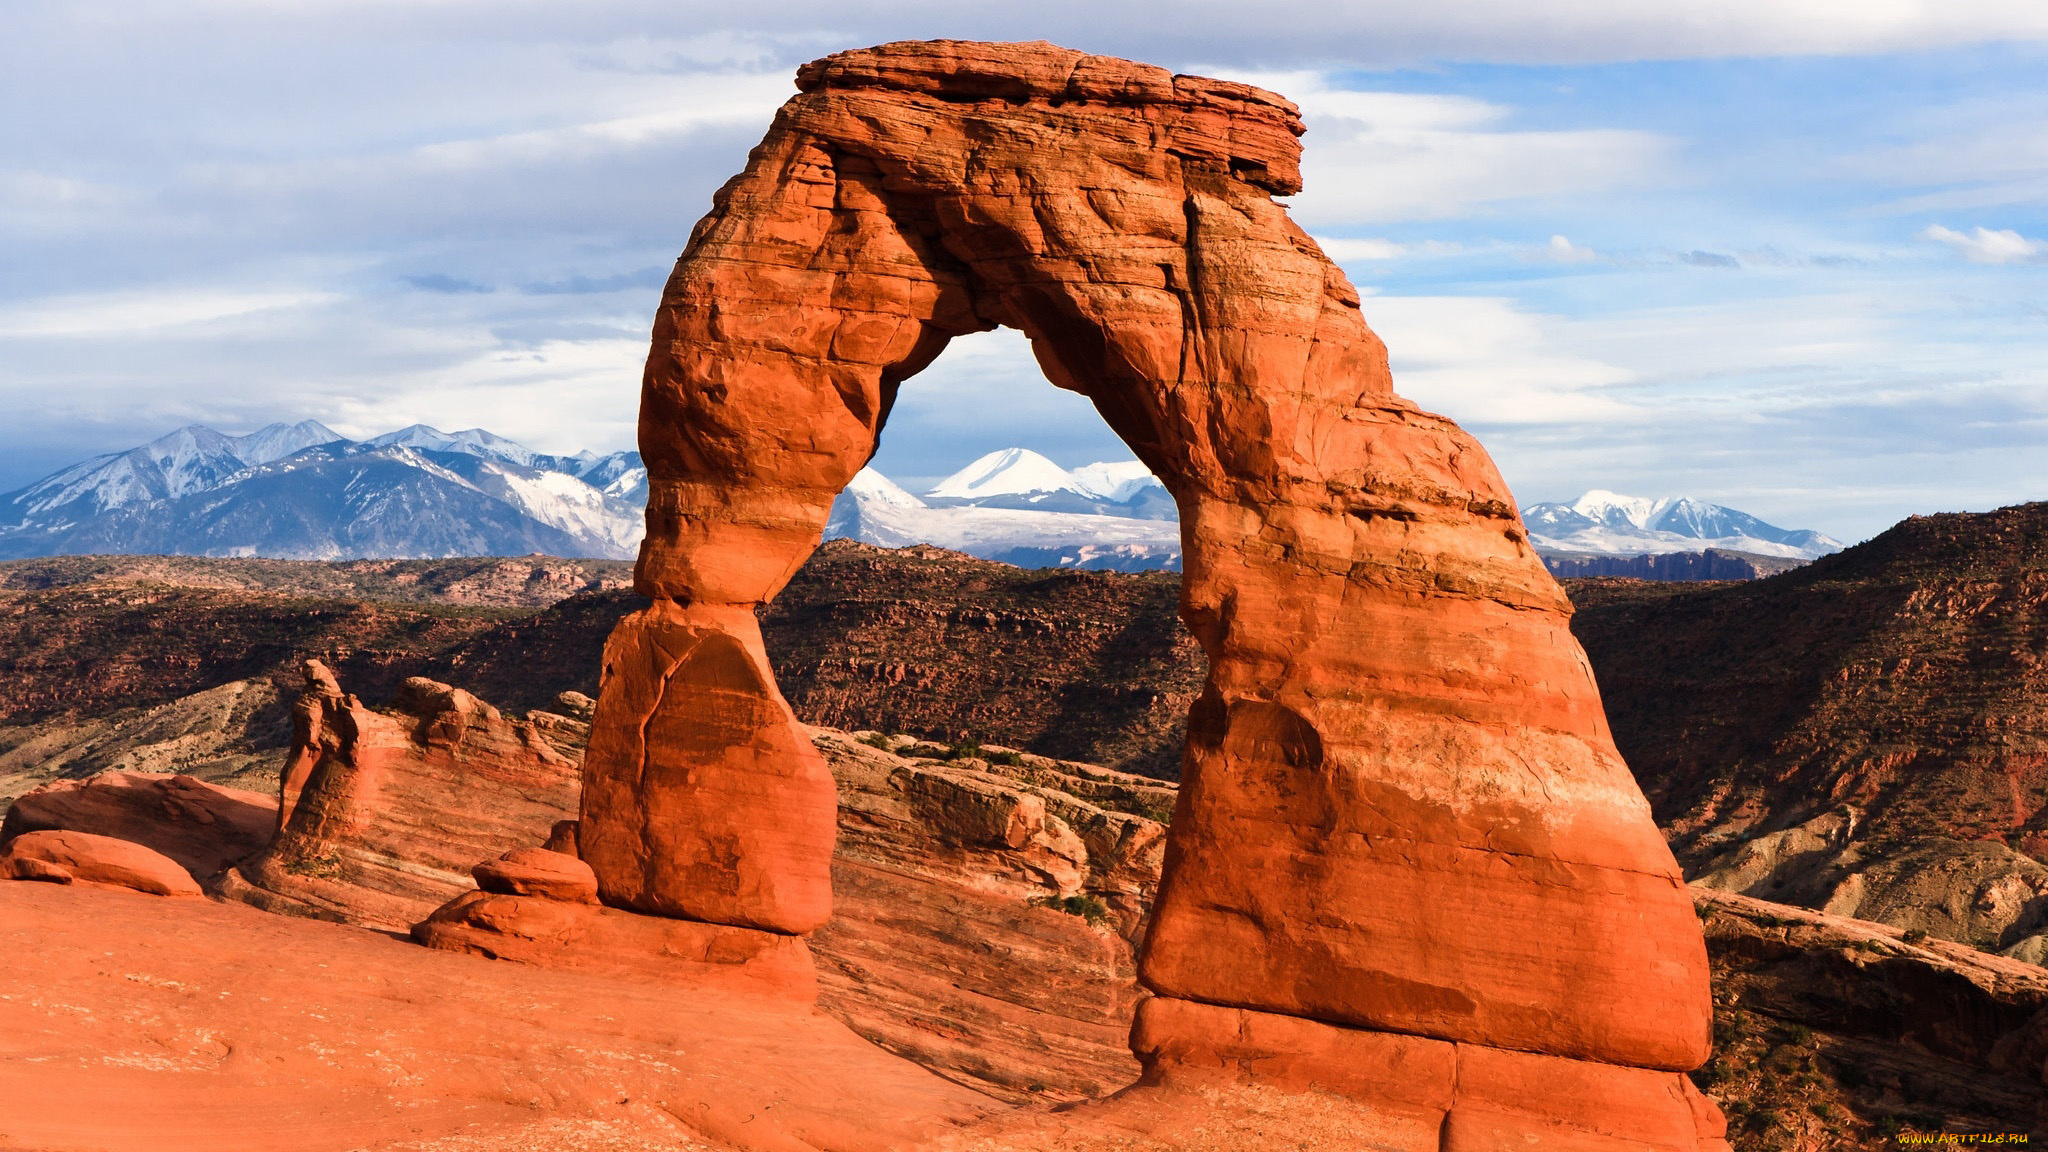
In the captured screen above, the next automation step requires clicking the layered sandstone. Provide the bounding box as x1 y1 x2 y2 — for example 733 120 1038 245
814 729 1167 1100
221 661 582 929
585 36 1713 1136
1695 889 2048 1140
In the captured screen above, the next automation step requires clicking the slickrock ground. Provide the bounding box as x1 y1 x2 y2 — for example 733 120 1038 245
0 881 1000 1152
2 873 1559 1152
1571 501 2048 957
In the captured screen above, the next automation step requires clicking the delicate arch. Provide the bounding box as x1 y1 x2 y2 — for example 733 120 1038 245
580 40 1712 1086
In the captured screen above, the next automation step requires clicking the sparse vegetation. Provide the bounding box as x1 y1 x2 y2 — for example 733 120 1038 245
1032 893 1111 926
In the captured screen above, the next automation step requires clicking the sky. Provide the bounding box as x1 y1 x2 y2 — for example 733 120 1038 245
4 3 2047 542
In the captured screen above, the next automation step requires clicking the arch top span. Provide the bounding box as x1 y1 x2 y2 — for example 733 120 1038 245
630 38 1432 611
578 41 1718 1138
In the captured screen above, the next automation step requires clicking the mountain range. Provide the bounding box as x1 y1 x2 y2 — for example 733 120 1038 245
1523 490 1841 560
825 449 1183 572
0 424 1842 574
0 422 647 561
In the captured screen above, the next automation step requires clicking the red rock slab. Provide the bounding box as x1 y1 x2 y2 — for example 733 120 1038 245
1130 994 1453 1125
0 829 201 897
1141 831 1711 1070
474 846 599 903
1 770 276 879
0 881 997 1152
413 889 819 1003
6 855 74 883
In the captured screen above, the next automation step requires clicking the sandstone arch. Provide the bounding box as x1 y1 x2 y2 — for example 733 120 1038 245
580 40 1721 1143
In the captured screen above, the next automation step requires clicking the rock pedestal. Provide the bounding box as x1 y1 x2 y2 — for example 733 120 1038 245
583 38 1721 1143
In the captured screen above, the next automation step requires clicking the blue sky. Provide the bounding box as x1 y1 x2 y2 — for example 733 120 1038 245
4 4 2046 541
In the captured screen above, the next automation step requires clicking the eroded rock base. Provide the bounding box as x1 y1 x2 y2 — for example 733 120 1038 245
413 889 819 1003
1131 997 1730 1152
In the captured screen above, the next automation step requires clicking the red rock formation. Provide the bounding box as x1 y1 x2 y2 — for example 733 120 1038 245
1 770 275 878
414 889 819 1002
586 37 1714 1139
473 845 599 902
223 661 582 929
1 829 202 896
812 730 1166 1101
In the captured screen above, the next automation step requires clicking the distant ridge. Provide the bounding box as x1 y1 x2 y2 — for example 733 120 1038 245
1522 490 1841 562
1542 549 1809 582
2 425 1844 579
0 423 645 561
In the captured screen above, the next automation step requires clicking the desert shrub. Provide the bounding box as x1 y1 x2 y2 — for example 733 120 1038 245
1032 893 1110 926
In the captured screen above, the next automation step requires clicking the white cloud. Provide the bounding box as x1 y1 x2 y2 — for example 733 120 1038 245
1217 72 1668 226
1543 235 1600 263
1922 224 2046 264
0 288 338 338
1363 295 1639 426
326 336 645 455
98 1 2048 66
1313 237 1464 262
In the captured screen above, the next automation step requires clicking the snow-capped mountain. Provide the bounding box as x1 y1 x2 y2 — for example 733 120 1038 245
0 426 1183 570
919 448 1176 520
9 426 1827 578
4 420 344 529
825 462 1182 571
0 423 646 561
1521 490 1842 560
